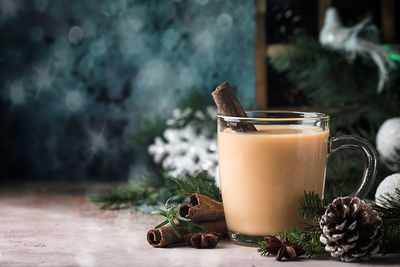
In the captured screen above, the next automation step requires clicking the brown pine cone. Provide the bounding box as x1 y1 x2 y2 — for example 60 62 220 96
184 231 220 248
319 197 383 262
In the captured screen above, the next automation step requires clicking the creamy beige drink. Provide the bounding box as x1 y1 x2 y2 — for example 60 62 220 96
218 125 329 236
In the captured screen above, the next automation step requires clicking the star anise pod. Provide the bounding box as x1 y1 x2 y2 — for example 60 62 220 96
264 235 305 261
184 231 220 248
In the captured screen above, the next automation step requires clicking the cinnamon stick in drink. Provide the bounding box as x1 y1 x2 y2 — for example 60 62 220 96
147 219 227 248
211 81 257 132
178 193 224 221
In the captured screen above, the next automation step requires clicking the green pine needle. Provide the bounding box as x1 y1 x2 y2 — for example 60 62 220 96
168 218 181 237
154 220 169 229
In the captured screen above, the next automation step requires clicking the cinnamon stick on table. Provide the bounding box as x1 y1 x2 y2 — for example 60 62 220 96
211 81 257 132
147 219 227 248
178 193 224 221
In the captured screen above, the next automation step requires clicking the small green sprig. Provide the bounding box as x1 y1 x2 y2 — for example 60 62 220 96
151 198 205 238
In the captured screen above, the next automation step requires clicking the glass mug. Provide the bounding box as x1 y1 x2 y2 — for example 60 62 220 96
217 111 377 246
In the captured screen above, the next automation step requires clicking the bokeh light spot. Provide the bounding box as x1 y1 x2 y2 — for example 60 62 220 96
79 55 94 72
68 26 84 45
89 39 107 57
195 30 214 50
162 28 180 50
217 13 233 31
9 81 25 105
65 90 83 111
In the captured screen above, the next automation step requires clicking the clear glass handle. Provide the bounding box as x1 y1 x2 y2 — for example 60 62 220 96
328 135 378 199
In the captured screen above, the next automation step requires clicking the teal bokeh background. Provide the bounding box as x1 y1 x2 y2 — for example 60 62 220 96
0 0 255 181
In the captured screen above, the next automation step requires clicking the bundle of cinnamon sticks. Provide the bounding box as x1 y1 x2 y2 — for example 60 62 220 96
147 193 226 248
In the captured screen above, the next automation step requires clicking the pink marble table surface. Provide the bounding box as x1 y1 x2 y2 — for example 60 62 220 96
0 183 399 267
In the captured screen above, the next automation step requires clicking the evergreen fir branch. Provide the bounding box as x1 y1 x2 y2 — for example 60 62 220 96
298 191 327 222
257 227 324 258
89 170 221 208
270 37 363 100
89 171 179 209
89 187 144 210
171 171 222 201
278 228 324 257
